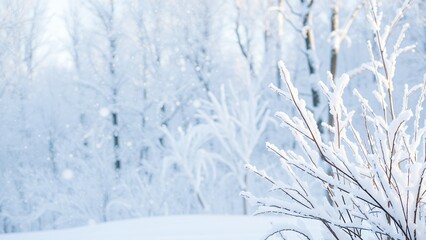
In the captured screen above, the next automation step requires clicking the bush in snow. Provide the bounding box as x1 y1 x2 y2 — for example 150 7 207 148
198 84 271 214
243 1 426 239
161 125 218 212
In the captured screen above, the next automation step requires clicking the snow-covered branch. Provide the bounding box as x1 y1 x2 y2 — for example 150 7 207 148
245 1 426 239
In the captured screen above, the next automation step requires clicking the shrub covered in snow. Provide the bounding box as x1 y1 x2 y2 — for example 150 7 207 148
243 1 426 239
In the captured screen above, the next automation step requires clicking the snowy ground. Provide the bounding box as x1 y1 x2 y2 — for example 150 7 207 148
1 215 322 240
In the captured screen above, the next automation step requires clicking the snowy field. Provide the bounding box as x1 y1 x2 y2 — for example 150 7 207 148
1 0 424 239
1 215 318 240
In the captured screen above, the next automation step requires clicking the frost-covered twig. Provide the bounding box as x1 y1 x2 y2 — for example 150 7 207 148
245 1 426 239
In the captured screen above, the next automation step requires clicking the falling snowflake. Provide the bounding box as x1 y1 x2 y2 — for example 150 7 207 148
99 107 110 117
192 99 201 108
62 169 74 180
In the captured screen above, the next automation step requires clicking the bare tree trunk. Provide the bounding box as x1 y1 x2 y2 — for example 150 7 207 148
300 0 323 133
328 1 339 128
328 0 362 131
48 131 57 176
106 1 121 172
88 0 121 172
329 3 339 78
111 87 120 172
234 2 254 215
264 0 285 90
242 174 248 215
196 191 206 210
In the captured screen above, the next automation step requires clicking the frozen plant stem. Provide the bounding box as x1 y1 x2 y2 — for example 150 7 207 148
244 1 425 239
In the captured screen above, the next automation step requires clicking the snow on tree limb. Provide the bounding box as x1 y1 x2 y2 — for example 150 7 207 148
245 1 426 239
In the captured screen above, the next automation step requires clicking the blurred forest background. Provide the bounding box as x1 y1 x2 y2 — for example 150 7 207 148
0 0 424 233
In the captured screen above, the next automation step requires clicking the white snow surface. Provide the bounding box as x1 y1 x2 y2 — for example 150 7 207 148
1 215 317 240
